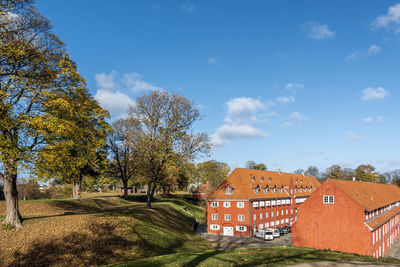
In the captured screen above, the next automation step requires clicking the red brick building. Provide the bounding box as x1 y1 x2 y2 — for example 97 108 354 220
292 179 400 258
207 168 320 236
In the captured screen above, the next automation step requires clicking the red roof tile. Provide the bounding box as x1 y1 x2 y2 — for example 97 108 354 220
366 206 400 230
332 179 400 211
208 168 320 200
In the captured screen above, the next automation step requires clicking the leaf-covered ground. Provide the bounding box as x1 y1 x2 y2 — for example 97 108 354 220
0 196 209 266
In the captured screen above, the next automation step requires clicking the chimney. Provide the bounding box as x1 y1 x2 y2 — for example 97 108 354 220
277 169 281 175
301 171 305 177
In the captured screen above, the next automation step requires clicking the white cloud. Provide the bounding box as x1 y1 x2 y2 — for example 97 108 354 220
226 97 265 115
368 44 381 55
208 57 217 65
123 72 158 93
346 44 381 60
211 97 268 147
181 3 195 12
289 111 308 122
364 115 384 123
371 3 400 30
94 89 134 119
346 131 364 142
94 71 159 118
302 22 335 40
276 96 295 105
363 117 374 123
361 87 389 101
285 83 304 89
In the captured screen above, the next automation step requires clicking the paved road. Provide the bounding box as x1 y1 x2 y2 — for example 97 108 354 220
196 223 291 250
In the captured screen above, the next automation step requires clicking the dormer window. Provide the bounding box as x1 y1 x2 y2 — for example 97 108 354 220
294 187 297 193
225 187 233 195
264 185 269 193
261 177 265 182
309 187 312 192
268 177 272 182
254 185 260 194
251 176 255 182
272 186 276 193
280 186 284 193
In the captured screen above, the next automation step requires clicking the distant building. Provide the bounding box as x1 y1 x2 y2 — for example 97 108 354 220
207 168 320 236
292 179 400 258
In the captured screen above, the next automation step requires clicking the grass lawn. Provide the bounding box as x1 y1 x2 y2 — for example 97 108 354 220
0 194 209 266
109 246 400 267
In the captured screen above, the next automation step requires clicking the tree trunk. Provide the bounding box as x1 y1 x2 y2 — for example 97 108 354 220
150 183 157 200
122 178 128 199
146 181 152 208
2 161 23 228
73 177 82 199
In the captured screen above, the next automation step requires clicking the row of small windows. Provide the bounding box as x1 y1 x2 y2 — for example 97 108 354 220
212 209 294 222
210 201 245 208
211 200 302 208
366 201 400 221
209 225 247 232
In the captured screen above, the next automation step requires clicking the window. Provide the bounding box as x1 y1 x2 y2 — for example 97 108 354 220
271 221 275 226
225 214 231 221
264 187 269 193
238 215 245 222
237 202 244 208
281 210 284 216
260 213 263 219
236 226 247 232
266 201 271 206
280 187 283 193
212 214 218 220
225 187 233 195
223 202 231 208
210 224 220 230
291 209 293 214
286 199 290 204
285 218 289 223
271 200 276 206
253 214 256 220
265 212 268 218
323 195 334 204
281 219 284 224
276 220 280 225
271 211 274 217
265 222 269 228
277 200 281 205
259 224 263 229
260 201 265 207
286 209 288 215
211 202 219 207
253 202 259 208
290 189 293 194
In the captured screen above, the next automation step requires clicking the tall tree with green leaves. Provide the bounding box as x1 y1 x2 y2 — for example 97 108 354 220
355 164 379 182
196 160 230 191
0 0 90 227
129 91 210 208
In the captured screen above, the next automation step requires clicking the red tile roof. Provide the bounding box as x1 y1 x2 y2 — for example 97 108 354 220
366 206 400 230
208 168 320 200
332 179 400 211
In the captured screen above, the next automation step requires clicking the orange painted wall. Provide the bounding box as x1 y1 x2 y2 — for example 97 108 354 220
292 180 372 256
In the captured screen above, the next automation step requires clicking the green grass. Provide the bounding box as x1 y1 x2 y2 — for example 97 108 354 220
108 246 400 267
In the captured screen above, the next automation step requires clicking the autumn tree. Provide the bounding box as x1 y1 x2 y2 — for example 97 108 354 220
129 91 210 208
0 0 89 227
196 160 230 191
355 164 379 183
107 117 140 198
305 166 319 177
245 161 256 169
324 164 344 180
246 161 267 170
36 83 110 199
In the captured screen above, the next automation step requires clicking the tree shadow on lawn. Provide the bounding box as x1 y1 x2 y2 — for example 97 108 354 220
8 219 187 267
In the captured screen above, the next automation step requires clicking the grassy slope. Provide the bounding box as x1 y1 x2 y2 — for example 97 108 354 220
0 195 209 266
110 246 400 267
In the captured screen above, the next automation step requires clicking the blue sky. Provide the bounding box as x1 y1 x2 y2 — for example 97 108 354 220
36 0 400 173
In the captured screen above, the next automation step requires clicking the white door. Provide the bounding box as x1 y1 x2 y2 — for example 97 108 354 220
223 226 234 236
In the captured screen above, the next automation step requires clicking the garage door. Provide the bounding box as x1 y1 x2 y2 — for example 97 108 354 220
223 226 234 236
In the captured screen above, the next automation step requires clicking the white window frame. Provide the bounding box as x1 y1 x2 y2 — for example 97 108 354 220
212 214 218 220
238 214 245 222
210 224 220 230
265 222 269 228
277 200 281 205
236 226 247 232
323 195 334 204
260 213 263 219
225 187 233 195
276 220 280 225
281 219 284 224
223 202 231 208
266 201 271 206
211 201 219 207
253 201 259 208
225 214 231 221
237 202 244 208
260 201 265 207
271 221 275 226
265 212 268 218
271 200 276 206
271 211 274 217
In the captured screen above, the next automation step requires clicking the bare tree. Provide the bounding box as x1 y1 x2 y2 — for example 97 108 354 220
129 91 210 208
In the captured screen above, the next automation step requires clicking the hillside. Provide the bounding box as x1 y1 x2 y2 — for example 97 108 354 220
0 195 209 266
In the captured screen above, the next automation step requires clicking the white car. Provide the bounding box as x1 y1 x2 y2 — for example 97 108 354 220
264 230 274 240
254 229 265 239
273 228 280 238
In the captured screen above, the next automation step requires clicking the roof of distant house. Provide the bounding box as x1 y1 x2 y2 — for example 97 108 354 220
208 168 320 200
331 179 400 211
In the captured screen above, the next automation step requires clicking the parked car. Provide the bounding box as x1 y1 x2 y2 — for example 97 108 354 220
281 226 288 234
254 229 265 239
264 230 274 240
273 228 280 238
278 227 285 235
287 226 292 233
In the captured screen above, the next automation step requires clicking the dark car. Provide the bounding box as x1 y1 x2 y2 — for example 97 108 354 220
287 226 292 233
281 226 288 234
278 227 285 235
